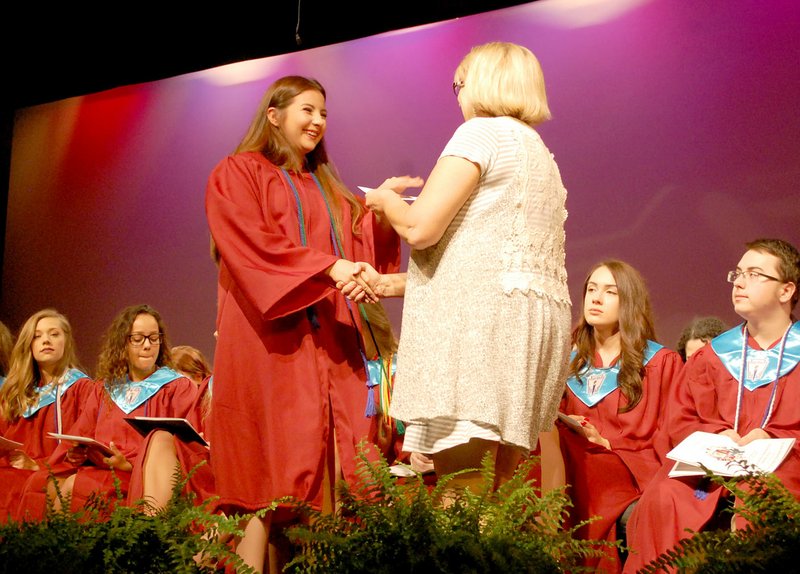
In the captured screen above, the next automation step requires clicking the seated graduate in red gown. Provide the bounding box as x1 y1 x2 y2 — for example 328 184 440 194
128 370 216 511
17 304 199 519
557 260 682 573
0 309 94 523
623 238 800 573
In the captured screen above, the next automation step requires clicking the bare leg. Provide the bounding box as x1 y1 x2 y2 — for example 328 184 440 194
141 430 179 513
494 443 524 489
47 473 76 512
433 438 499 498
237 514 271 574
536 428 565 493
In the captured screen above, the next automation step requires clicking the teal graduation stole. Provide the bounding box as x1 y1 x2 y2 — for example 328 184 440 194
710 322 799 432
280 168 377 418
23 368 90 418
566 341 663 407
711 322 800 391
105 367 183 414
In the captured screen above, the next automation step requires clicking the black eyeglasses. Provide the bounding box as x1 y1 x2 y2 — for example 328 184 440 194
726 270 783 284
453 81 464 97
128 333 163 346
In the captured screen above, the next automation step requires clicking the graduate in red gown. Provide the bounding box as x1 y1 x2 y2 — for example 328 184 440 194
205 75 400 572
623 238 800 573
128 372 216 510
0 309 94 523
557 260 683 573
17 304 199 520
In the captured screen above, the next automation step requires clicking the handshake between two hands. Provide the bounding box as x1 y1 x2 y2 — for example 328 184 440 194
334 261 384 304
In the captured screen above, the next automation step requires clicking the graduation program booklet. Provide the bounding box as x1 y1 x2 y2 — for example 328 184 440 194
666 430 796 478
47 432 114 466
0 435 24 451
124 416 208 446
557 412 585 433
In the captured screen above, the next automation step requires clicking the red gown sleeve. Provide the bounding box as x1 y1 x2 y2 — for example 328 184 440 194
205 154 341 320
665 345 733 447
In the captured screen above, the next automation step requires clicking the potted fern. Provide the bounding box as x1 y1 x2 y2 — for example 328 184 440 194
280 444 615 573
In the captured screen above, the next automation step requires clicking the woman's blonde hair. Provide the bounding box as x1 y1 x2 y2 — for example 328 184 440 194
0 309 83 421
456 42 551 126
234 75 365 236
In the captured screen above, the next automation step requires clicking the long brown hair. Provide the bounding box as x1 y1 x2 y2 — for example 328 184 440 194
235 75 365 236
95 304 173 389
171 345 212 384
569 260 656 412
0 320 13 377
0 309 83 421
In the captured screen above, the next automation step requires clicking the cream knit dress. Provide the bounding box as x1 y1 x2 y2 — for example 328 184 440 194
391 116 572 453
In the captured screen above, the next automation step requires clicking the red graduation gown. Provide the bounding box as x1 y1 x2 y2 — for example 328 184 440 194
558 347 682 573
205 152 400 519
623 335 800 573
127 376 215 505
17 373 198 520
0 375 95 522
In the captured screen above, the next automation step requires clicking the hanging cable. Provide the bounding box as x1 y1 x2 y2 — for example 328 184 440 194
295 0 303 45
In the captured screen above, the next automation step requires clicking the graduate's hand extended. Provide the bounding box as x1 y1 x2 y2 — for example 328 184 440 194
9 449 39 471
103 441 133 472
334 261 379 303
736 427 770 446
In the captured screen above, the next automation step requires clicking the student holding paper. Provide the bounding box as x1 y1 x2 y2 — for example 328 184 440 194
18 304 198 519
556 260 682 573
0 309 94 523
624 238 800 573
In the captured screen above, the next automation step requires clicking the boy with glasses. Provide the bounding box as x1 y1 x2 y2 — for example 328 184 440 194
623 238 800 573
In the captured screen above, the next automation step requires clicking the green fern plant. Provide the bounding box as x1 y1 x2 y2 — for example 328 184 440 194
0 462 259 574
280 443 615 573
638 466 800 574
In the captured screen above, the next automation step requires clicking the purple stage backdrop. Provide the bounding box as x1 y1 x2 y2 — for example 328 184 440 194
3 0 799 372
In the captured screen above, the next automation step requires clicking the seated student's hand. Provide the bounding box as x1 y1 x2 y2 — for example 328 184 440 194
736 427 770 446
579 419 612 450
409 452 435 474
9 449 39 471
65 444 89 466
718 429 742 443
103 441 132 472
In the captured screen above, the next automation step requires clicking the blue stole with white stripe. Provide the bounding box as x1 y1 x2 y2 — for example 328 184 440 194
105 367 183 414
710 322 800 391
23 368 90 418
567 341 663 407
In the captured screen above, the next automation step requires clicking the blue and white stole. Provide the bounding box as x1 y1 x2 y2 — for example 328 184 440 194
105 367 183 415
710 322 799 432
23 368 90 419
566 341 663 407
